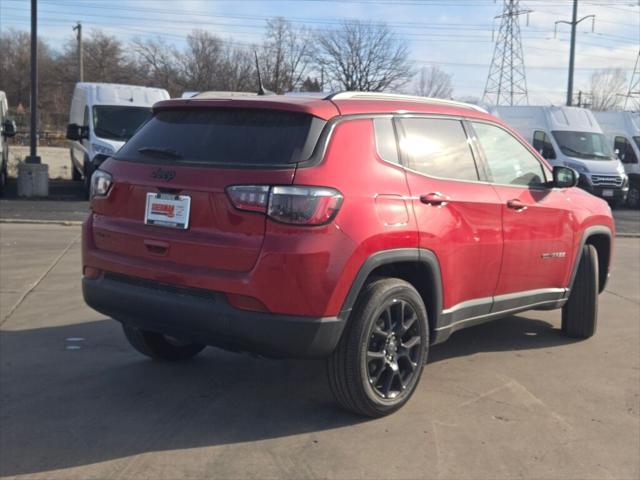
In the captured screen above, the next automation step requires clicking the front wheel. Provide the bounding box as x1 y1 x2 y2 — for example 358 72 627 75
328 278 429 417
627 182 640 209
562 244 599 338
123 325 206 361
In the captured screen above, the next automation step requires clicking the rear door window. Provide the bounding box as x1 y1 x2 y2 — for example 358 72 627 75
396 118 480 181
116 108 325 167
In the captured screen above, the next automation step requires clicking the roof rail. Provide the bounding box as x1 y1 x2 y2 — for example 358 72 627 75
325 91 488 113
193 91 258 99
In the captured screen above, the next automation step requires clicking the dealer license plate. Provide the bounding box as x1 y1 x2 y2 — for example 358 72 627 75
144 193 191 229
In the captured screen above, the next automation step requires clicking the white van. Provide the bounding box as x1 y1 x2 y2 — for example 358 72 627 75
66 83 169 194
492 106 628 206
0 91 17 195
593 111 640 208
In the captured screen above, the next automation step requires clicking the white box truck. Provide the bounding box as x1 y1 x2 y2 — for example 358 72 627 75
66 83 169 195
0 91 17 195
492 105 629 206
593 111 640 208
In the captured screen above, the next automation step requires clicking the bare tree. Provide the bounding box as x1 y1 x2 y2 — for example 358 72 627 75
77 30 138 83
0 29 63 129
176 30 256 92
415 66 453 98
314 21 413 92
177 30 224 91
260 17 312 93
590 68 627 111
132 37 181 95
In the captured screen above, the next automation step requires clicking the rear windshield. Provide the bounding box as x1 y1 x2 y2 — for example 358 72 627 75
115 108 325 166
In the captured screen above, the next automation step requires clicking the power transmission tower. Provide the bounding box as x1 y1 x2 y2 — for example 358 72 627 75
73 21 83 82
624 49 640 111
482 0 531 106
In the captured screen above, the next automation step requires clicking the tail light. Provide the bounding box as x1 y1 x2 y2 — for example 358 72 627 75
226 185 343 226
90 170 113 199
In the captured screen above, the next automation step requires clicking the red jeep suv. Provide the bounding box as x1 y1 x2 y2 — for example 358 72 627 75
82 92 614 417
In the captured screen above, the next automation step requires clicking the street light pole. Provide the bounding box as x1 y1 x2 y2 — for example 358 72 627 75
566 0 578 106
554 0 595 107
26 0 39 164
18 0 48 197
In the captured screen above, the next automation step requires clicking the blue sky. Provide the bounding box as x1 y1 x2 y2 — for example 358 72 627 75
2 0 639 104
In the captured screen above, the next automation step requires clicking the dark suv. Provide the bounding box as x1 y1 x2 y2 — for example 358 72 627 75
82 92 614 417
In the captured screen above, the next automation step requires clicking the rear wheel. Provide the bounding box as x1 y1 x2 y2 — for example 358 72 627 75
123 325 206 361
328 278 428 417
562 244 599 338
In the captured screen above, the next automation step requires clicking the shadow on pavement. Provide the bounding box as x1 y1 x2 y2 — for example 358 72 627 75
0 313 575 476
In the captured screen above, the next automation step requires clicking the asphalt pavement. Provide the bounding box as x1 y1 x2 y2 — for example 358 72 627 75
0 223 638 480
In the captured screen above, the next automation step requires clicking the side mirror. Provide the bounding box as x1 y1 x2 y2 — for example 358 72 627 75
1 119 16 138
66 123 89 141
553 166 579 189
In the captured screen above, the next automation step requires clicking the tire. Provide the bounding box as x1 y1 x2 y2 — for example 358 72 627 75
122 325 206 361
0 163 6 197
328 278 429 417
627 183 640 209
562 244 599 338
82 160 92 199
71 159 82 181
608 198 625 209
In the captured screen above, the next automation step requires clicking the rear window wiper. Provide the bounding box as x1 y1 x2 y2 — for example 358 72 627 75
137 147 182 159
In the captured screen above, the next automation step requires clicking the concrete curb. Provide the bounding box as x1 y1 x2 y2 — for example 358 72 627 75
0 218 83 226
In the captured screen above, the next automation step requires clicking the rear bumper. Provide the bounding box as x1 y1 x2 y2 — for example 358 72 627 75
83 274 346 358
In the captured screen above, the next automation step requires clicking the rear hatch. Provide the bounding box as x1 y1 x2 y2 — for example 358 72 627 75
91 104 329 273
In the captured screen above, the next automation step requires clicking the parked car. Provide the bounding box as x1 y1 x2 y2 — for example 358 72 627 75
82 92 614 417
492 105 628 207
593 111 640 208
66 83 169 196
0 91 17 195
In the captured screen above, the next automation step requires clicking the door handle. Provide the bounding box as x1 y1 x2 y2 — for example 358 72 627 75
420 192 449 206
506 199 528 211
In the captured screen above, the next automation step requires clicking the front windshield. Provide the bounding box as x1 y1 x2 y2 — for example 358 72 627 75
92 106 153 141
552 130 613 160
634 136 640 150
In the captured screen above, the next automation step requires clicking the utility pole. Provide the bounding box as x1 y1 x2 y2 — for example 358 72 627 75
623 49 639 111
482 0 532 106
18 0 49 197
555 0 595 106
73 21 83 82
26 0 39 164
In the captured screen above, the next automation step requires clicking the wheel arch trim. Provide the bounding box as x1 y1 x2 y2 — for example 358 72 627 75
339 248 443 330
568 225 613 294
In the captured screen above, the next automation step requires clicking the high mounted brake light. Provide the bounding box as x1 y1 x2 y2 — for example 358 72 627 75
226 185 343 226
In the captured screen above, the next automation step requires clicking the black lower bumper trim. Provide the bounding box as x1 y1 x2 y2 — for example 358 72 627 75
83 275 346 358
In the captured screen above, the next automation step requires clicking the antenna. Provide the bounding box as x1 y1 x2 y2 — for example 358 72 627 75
482 0 531 106
254 51 272 96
